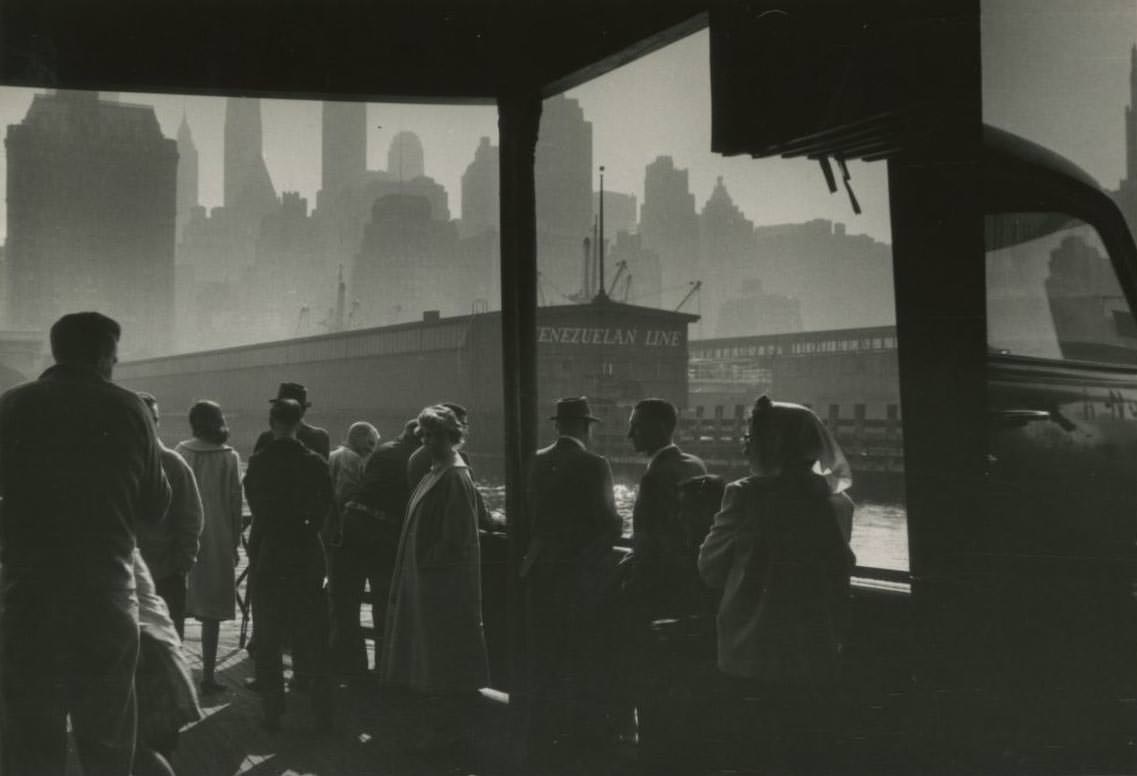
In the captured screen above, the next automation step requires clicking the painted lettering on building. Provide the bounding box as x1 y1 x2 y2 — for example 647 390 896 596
536 326 682 347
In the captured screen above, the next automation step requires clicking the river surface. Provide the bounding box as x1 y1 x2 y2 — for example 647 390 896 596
477 482 909 573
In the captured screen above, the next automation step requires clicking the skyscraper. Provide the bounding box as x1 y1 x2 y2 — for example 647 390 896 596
223 97 277 221
640 155 698 308
175 113 198 241
387 131 425 181
535 95 593 297
5 90 177 355
461 136 500 238
1113 45 1137 239
699 177 758 334
322 100 367 194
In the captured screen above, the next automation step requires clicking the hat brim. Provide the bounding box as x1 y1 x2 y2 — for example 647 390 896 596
269 397 312 407
549 414 601 422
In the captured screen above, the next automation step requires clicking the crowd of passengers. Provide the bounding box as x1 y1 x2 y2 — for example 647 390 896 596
0 311 857 776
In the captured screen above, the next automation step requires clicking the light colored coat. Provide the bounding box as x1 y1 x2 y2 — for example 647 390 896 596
380 451 489 694
176 438 243 621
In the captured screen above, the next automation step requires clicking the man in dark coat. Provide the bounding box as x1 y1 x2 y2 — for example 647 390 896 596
523 397 622 756
254 382 331 460
243 399 334 731
625 397 707 613
330 418 419 675
623 397 707 769
0 312 171 776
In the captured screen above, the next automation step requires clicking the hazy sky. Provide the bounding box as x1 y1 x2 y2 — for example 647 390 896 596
1 8 1135 248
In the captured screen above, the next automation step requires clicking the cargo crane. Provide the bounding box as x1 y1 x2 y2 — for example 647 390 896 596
607 260 628 297
675 280 702 312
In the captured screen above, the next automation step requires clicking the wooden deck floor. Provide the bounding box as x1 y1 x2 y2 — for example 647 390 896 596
159 616 511 776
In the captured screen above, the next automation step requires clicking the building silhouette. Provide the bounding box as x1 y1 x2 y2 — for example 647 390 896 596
640 155 699 309
223 97 278 222
5 90 177 356
352 193 461 326
461 136 500 238
535 95 593 300
176 113 199 241
322 100 367 194
593 190 637 237
751 219 894 331
1113 45 1137 240
699 176 758 334
388 130 425 182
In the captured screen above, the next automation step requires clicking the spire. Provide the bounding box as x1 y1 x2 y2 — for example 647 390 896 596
177 111 194 147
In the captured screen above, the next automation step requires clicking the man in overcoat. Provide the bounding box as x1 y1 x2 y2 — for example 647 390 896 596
523 396 622 756
625 398 707 613
254 382 331 460
0 312 171 776
244 399 334 731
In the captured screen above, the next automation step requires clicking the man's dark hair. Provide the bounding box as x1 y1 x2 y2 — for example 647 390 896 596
270 398 304 428
634 398 678 433
50 312 120 365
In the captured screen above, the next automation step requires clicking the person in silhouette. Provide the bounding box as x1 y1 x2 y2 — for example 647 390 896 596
0 311 171 776
325 421 381 680
381 405 488 751
625 398 708 613
699 395 855 774
523 396 622 758
176 401 243 695
135 391 204 640
254 382 331 460
244 399 334 732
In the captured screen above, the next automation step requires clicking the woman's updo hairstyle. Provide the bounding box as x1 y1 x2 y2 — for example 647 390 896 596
747 394 824 473
416 404 467 445
189 400 229 445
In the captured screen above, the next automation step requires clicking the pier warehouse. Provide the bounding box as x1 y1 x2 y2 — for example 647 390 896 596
116 298 698 475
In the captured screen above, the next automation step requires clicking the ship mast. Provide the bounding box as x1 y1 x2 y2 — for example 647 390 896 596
595 165 608 302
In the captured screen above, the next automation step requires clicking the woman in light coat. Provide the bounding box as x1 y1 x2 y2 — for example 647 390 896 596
176 401 243 695
381 404 488 750
698 395 855 773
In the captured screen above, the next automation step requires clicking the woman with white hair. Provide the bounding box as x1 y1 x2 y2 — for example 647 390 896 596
698 395 855 773
380 404 489 751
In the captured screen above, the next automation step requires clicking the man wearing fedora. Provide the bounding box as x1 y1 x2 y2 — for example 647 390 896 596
523 397 622 759
254 382 331 461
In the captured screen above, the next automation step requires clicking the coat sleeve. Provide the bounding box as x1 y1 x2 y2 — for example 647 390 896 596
229 451 244 550
243 455 264 560
137 402 172 525
420 472 478 569
171 455 204 574
698 481 746 588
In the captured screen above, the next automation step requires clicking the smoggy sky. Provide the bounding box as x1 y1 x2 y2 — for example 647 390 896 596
0 7 1134 248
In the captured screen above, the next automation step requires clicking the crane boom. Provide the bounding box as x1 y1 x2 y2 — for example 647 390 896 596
675 280 702 311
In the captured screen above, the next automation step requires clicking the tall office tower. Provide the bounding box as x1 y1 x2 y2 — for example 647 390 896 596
535 95 593 297
175 113 199 240
698 177 758 334
5 90 177 356
223 96 278 222
322 100 367 194
460 136 500 238
640 155 698 309
388 130 425 181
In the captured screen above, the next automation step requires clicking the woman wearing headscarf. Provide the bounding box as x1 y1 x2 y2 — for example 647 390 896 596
698 395 855 773
176 401 243 695
380 404 489 751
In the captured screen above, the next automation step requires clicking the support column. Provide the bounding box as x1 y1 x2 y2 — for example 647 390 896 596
497 87 541 772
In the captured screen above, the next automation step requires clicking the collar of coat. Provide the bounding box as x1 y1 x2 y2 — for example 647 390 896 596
177 437 234 453
556 435 587 452
648 443 679 469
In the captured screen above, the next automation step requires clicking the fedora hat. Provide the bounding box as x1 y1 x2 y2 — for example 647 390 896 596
550 396 600 423
270 381 310 408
